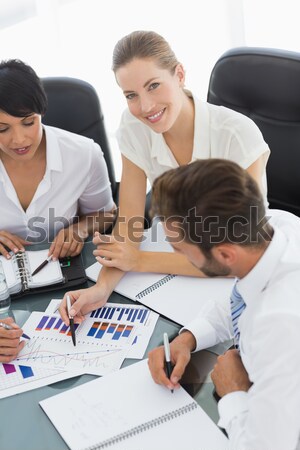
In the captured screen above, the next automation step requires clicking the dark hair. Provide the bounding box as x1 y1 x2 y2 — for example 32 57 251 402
151 159 272 254
0 59 47 117
112 30 179 74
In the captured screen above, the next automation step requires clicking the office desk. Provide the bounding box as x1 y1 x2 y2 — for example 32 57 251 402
0 242 221 450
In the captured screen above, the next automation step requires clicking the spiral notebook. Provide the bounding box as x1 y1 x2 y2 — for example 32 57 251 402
86 257 234 327
0 249 87 297
39 359 229 450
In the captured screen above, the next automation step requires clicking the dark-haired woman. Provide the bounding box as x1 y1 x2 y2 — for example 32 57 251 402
0 59 115 261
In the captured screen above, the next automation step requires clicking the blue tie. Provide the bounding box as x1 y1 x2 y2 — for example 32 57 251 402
230 281 246 350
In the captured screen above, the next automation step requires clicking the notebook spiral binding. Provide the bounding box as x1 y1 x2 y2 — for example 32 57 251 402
85 401 197 450
135 274 176 299
12 252 32 292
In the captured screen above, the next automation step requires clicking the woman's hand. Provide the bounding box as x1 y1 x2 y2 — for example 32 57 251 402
59 285 110 325
49 225 85 260
0 231 29 259
92 232 140 272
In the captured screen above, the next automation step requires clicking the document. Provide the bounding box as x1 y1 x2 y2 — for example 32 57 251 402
40 359 229 450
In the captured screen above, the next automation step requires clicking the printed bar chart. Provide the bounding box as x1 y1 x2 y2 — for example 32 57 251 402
90 305 149 324
87 322 134 341
3 363 34 379
35 315 79 335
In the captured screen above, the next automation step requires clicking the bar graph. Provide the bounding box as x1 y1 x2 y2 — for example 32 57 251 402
87 322 134 341
35 315 80 335
0 361 83 398
90 305 150 324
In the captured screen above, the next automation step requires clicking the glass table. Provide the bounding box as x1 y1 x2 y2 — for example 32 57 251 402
0 242 223 450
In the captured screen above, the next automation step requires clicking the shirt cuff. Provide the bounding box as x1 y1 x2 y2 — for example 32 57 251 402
218 391 249 429
180 317 218 352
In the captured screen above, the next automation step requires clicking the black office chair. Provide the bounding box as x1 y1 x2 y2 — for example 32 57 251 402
207 47 300 216
41 77 118 202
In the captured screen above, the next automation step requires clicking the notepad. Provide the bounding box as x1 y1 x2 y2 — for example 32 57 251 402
86 222 234 325
0 249 64 295
40 359 229 450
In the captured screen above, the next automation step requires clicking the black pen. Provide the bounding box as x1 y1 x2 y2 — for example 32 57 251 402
67 295 76 346
0 322 31 340
163 332 173 393
31 255 52 276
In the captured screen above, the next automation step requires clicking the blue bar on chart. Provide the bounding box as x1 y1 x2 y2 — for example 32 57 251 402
36 316 49 331
122 325 133 338
19 365 34 379
107 323 117 334
87 321 100 337
112 324 125 340
95 322 109 339
90 305 149 324
54 318 63 330
60 324 69 334
45 317 56 330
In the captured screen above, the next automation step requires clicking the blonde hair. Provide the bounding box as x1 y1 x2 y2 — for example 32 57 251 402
112 30 179 74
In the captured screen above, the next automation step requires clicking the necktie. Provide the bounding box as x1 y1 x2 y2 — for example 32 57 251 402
230 280 246 350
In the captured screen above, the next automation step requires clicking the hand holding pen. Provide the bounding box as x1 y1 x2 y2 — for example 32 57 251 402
0 318 29 363
67 295 76 347
163 332 174 394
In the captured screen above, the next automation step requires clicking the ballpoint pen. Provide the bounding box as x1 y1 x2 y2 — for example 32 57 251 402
67 295 76 346
31 255 53 276
163 332 173 394
0 322 31 340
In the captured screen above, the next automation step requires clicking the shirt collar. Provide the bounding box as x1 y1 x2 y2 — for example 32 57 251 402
43 125 63 172
150 90 211 166
237 225 287 306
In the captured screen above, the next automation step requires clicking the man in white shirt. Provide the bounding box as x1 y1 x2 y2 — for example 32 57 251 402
148 158 300 450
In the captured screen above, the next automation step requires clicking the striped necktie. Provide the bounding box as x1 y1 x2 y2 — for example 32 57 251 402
230 281 246 350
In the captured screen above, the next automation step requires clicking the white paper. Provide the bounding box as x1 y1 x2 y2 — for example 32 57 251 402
16 311 135 375
45 299 159 359
0 361 83 399
40 359 228 450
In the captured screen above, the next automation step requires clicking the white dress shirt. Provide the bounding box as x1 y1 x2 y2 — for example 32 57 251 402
185 210 300 450
0 125 114 242
116 90 270 201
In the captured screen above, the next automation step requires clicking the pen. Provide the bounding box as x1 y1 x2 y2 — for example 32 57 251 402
0 322 31 340
31 255 53 276
67 295 76 346
163 332 173 393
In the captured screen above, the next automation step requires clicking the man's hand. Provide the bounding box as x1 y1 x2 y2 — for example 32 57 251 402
211 349 252 397
148 331 196 391
0 318 25 363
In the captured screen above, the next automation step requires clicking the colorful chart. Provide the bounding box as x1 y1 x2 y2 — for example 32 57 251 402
90 305 149 324
0 361 84 399
87 322 134 340
3 363 33 379
35 315 80 337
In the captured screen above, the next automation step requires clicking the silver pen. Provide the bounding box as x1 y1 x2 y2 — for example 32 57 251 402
0 322 31 340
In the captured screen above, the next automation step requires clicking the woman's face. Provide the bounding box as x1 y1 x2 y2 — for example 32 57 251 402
115 58 185 134
0 111 43 162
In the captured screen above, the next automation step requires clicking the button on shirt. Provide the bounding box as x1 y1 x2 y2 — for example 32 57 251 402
184 210 300 450
0 125 114 242
116 91 270 202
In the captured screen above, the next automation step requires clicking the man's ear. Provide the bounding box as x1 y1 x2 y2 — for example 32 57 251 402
211 244 238 267
175 63 185 86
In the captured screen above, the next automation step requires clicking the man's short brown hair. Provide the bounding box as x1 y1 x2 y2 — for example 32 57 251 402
151 159 272 253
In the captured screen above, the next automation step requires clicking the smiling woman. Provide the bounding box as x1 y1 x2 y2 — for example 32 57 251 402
0 59 116 261
58 30 271 326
